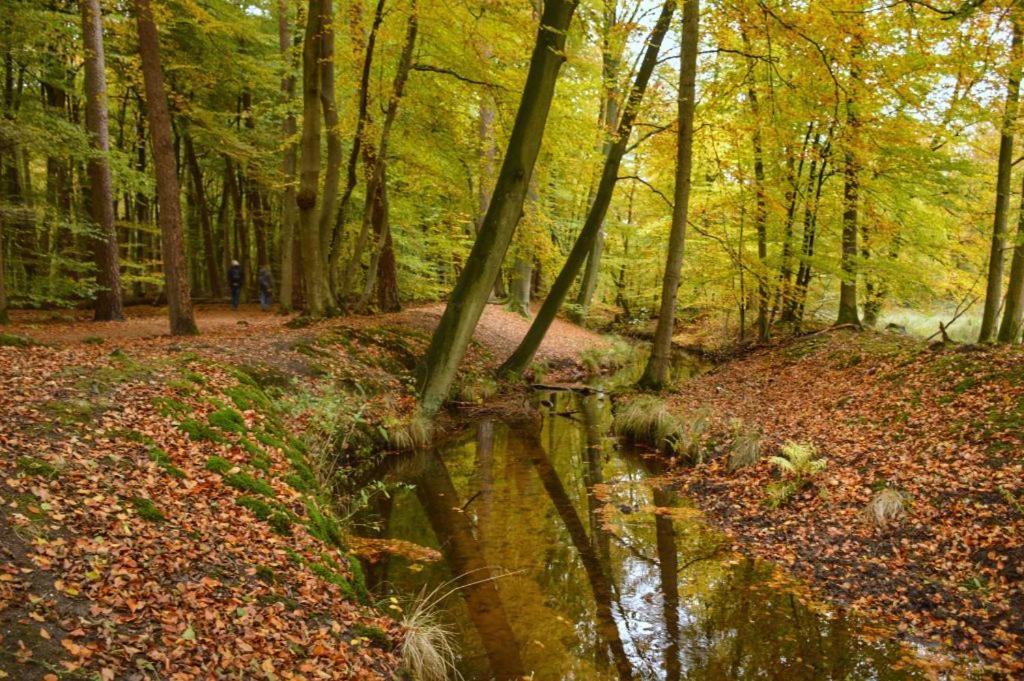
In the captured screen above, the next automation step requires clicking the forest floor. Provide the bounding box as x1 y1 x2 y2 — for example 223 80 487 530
0 303 604 680
665 328 1024 678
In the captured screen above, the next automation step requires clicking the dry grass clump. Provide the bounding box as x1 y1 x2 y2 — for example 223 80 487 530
613 395 682 448
398 585 462 681
863 488 908 528
385 415 434 451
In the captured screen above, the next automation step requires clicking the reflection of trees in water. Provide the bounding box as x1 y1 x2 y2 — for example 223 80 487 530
676 557 920 680
410 448 526 678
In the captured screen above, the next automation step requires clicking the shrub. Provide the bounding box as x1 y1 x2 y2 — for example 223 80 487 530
769 441 827 487
863 488 908 528
727 418 762 470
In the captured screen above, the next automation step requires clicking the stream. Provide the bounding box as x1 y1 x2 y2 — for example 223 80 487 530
359 390 928 680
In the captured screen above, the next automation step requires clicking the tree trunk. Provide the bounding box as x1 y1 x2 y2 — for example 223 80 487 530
317 0 342 267
999 173 1024 342
374 180 401 312
415 0 579 417
742 29 769 342
982 15 1024 342
278 0 298 311
330 0 386 296
184 135 221 297
509 257 532 317
81 0 124 321
836 114 861 326
356 4 417 313
296 0 332 316
498 0 676 379
134 0 197 335
639 0 699 389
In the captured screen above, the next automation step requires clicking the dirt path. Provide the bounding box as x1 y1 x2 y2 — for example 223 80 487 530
4 302 607 367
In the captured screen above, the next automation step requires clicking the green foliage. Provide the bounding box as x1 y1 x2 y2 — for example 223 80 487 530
769 441 828 488
727 418 763 470
224 384 273 412
153 396 190 418
303 499 346 550
223 472 276 498
82 336 105 345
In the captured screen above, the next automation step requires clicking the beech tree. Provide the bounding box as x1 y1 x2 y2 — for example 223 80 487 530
134 0 197 335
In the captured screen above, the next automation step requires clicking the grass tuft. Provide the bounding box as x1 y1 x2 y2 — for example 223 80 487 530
863 488 908 528
727 418 762 470
208 407 247 434
613 395 681 447
16 456 60 479
129 496 166 522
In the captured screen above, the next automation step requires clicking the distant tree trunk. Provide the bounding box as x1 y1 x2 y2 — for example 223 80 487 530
317 0 342 267
575 4 624 316
296 0 332 316
81 0 124 321
0 216 8 324
184 135 221 297
836 105 861 326
509 257 532 317
330 0 385 296
742 31 769 341
639 0 699 389
999 174 1024 342
772 123 813 325
415 0 579 417
278 0 298 311
356 3 416 313
982 15 1024 342
133 0 197 335
374 182 401 312
498 0 677 379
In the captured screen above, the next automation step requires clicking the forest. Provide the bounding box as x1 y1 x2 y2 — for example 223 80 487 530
1 0 1023 678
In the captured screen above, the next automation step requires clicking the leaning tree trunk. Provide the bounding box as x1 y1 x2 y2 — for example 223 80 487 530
134 0 197 335
497 0 677 379
278 0 298 311
639 0 699 390
982 15 1024 342
999 173 1024 342
81 0 124 321
415 0 580 417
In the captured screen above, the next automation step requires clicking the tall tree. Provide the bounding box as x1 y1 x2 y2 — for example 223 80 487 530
836 34 863 327
134 0 197 335
639 0 699 389
498 0 677 378
415 0 580 417
81 0 124 321
998 175 1024 342
278 0 299 311
981 12 1023 342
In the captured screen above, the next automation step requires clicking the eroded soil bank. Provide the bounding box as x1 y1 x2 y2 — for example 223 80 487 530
663 330 1023 677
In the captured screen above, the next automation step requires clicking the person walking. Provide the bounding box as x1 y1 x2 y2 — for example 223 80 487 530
258 266 274 311
228 260 243 310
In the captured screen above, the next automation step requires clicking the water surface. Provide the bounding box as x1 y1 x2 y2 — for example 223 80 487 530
361 392 925 680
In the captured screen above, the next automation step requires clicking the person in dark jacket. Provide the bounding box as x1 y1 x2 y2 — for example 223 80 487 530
258 266 274 311
228 260 243 310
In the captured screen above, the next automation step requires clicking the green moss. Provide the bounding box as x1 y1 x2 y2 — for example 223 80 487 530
254 565 277 584
16 456 60 479
283 473 311 493
268 511 293 536
82 336 105 345
0 332 36 347
309 562 357 600
153 396 190 418
304 499 345 549
224 384 273 412
43 397 106 424
178 418 225 443
205 456 233 475
236 495 273 520
953 376 979 394
223 472 276 498
129 496 166 522
349 623 391 649
181 370 208 385
148 446 186 479
254 430 286 450
208 407 247 434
